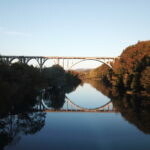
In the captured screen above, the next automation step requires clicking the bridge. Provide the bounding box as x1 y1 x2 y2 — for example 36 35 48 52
0 55 117 70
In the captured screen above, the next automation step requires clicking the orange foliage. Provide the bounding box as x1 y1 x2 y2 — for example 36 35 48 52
113 41 150 74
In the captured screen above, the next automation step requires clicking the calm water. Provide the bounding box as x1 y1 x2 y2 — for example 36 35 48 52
1 82 150 150
66 83 110 109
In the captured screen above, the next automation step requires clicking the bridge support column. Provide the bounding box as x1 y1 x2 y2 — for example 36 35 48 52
57 59 60 65
67 59 69 69
19 57 27 64
39 58 43 71
36 57 45 71
63 59 64 68
5 57 11 64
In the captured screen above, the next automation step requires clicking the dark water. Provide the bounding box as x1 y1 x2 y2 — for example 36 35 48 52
1 81 150 150
4 113 150 150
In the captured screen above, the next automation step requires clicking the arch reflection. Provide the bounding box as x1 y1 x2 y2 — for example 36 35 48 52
40 87 114 112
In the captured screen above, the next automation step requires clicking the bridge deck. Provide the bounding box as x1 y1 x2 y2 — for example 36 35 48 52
1 55 116 59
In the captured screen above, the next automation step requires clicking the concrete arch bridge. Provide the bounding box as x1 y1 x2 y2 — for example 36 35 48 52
0 55 118 70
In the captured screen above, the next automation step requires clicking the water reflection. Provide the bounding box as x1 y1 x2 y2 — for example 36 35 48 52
0 78 81 149
40 80 150 134
0 79 150 150
85 80 150 134
66 83 110 109
41 84 113 111
41 88 65 110
0 85 46 150
112 94 150 134
0 112 46 150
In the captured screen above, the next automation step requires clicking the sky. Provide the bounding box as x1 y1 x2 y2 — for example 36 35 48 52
0 0 150 68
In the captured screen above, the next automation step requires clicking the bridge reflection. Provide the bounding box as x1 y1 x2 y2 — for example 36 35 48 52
35 96 118 113
44 110 117 113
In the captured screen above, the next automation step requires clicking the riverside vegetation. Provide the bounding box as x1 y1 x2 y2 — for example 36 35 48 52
79 41 150 96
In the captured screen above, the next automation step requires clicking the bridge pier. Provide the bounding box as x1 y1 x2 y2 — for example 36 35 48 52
19 57 27 64
5 57 11 64
38 57 44 71
62 59 64 68
57 59 60 65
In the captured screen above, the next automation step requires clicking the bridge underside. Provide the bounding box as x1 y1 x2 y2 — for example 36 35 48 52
0 55 116 70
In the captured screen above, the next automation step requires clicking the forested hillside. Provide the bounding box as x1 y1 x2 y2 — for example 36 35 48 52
83 41 150 95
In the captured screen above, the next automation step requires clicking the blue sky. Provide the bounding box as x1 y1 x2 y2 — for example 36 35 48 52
0 0 150 58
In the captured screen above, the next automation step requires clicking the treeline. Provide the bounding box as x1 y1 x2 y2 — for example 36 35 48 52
0 60 81 92
0 61 43 114
42 65 81 93
0 60 81 115
83 41 150 95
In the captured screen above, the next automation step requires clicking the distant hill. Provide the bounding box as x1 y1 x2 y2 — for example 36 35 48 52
74 68 92 72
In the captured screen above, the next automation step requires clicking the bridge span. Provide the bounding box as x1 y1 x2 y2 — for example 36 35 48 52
0 55 118 69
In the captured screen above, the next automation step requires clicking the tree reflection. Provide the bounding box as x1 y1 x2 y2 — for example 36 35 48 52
111 95 150 134
85 79 150 134
41 80 81 110
0 112 46 150
42 88 65 110
0 82 46 150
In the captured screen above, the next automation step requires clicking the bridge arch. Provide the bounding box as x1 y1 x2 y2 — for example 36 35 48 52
69 59 112 70
42 58 57 68
9 57 20 64
26 58 40 67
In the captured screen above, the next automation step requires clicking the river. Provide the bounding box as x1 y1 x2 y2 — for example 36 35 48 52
1 80 150 150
